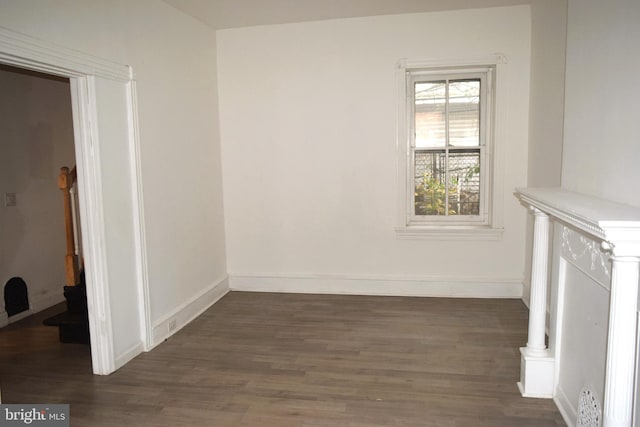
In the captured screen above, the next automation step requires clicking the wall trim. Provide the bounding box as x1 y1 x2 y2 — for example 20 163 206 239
114 342 145 370
71 76 115 375
229 274 522 298
0 290 66 327
0 26 130 81
126 80 152 351
29 290 66 314
0 24 149 376
151 276 230 348
554 386 576 427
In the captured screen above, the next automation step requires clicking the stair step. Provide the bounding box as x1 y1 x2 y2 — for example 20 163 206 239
43 311 90 344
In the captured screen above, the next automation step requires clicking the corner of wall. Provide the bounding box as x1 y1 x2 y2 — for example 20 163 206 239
554 386 577 427
151 276 230 349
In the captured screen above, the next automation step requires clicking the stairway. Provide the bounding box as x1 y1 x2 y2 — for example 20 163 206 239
43 275 90 344
42 165 89 344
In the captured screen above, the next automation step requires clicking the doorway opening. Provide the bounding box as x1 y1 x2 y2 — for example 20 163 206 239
0 26 151 376
0 62 91 346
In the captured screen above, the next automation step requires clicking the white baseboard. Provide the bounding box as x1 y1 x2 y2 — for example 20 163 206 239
554 386 576 427
521 288 531 308
151 276 229 348
0 289 65 327
229 274 523 299
30 290 65 313
115 342 145 370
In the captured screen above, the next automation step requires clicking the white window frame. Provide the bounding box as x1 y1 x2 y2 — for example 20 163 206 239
395 55 507 240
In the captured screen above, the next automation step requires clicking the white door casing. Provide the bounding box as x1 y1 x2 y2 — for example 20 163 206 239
0 26 151 374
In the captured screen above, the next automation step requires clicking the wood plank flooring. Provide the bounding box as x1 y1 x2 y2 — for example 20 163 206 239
0 292 566 426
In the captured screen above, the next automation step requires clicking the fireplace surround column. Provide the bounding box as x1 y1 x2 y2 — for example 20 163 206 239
603 252 640 427
515 187 640 426
517 207 554 398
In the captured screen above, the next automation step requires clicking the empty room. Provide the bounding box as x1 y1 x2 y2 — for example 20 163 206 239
0 0 639 426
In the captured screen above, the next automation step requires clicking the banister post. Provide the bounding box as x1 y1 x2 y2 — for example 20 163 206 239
59 166 79 286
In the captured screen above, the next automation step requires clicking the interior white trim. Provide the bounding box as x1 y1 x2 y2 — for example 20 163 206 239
151 276 230 348
518 187 640 426
395 226 503 240
0 25 148 375
114 342 145 370
555 386 577 427
71 75 116 375
229 274 522 298
398 53 508 70
0 290 66 327
395 53 508 237
0 311 8 328
0 26 130 81
126 80 152 351
5 310 33 324
29 291 66 314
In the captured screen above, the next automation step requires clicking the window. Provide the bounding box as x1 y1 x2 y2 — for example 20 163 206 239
396 58 503 239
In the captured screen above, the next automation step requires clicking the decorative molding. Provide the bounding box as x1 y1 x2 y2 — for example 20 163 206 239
578 388 602 427
0 26 130 81
517 188 640 252
71 76 116 376
562 226 611 288
0 25 148 376
603 256 639 427
526 208 550 354
151 277 230 348
126 80 152 351
517 187 640 426
517 347 555 398
229 274 522 299
398 53 508 70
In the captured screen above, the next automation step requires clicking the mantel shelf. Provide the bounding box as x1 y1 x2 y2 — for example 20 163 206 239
516 186 640 426
516 187 640 256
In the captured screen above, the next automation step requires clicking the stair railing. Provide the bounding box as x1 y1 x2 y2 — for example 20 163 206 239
58 166 81 286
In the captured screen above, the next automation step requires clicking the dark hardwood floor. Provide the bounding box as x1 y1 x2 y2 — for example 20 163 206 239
0 292 566 426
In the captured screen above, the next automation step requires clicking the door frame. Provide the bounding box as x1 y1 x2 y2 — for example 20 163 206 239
0 26 151 374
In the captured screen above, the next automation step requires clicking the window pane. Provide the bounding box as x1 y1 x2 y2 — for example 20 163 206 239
414 81 446 148
414 150 447 216
449 80 480 147
447 149 480 215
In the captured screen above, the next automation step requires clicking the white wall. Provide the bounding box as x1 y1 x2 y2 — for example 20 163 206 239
0 1 227 347
0 67 75 322
527 0 566 190
561 0 640 207
218 6 532 294
552 0 640 420
522 0 567 306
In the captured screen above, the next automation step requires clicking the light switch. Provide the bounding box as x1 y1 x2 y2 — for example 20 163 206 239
4 193 16 207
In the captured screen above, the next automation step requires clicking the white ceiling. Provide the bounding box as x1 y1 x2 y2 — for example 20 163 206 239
162 0 533 30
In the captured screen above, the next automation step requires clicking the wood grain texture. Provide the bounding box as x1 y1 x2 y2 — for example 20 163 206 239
0 293 566 426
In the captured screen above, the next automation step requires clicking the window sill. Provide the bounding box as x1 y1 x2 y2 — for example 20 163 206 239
395 225 504 241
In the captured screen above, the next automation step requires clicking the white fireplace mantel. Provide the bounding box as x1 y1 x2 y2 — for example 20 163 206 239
516 187 640 427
